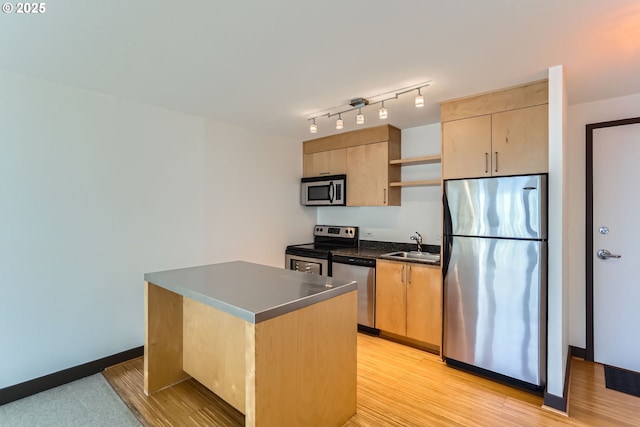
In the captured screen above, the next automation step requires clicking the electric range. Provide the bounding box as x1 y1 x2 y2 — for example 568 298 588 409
285 225 359 276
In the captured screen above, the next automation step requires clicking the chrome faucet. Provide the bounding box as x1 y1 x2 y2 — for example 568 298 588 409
410 232 423 253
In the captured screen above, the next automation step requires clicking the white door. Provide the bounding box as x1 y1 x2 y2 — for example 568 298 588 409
593 122 640 372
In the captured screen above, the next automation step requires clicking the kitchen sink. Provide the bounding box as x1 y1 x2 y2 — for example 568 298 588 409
380 251 441 265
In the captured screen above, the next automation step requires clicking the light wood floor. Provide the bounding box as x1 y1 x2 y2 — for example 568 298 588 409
103 333 640 426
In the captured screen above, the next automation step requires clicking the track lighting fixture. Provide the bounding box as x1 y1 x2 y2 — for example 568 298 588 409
415 88 424 107
379 101 387 119
306 81 430 133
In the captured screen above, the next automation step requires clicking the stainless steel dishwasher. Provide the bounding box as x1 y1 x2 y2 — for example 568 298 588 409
331 255 376 329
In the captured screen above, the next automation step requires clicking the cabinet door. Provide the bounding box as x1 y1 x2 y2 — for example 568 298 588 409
346 142 391 206
442 115 492 179
302 148 347 177
406 264 442 346
375 260 406 335
491 104 548 176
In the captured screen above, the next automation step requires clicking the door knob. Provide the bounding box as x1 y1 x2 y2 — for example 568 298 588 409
597 249 622 260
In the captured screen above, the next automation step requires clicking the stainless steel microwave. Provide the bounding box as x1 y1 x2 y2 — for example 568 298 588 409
300 174 346 206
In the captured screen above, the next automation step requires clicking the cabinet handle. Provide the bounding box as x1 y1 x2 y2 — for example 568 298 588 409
383 188 387 204
407 265 412 284
319 171 330 175
484 153 488 173
494 151 498 173
401 265 405 283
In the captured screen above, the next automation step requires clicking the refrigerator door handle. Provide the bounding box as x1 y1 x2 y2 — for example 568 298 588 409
442 191 453 277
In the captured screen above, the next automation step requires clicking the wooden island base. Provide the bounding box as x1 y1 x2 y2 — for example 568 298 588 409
145 281 357 427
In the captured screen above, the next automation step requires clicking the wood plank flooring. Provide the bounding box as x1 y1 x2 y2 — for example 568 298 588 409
103 333 640 426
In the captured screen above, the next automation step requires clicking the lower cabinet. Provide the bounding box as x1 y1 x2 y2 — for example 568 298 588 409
376 259 442 348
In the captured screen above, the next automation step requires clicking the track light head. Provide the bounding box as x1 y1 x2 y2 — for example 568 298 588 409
379 101 387 120
415 88 424 107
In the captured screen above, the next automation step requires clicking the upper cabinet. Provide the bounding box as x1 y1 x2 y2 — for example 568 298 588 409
303 148 346 177
491 104 548 176
302 125 401 206
441 80 549 180
347 141 400 206
442 115 491 179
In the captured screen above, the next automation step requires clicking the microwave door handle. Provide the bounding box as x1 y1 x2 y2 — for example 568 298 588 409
329 182 334 203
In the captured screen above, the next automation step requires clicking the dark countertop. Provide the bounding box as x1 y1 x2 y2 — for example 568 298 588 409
332 240 441 265
144 261 357 324
331 247 391 259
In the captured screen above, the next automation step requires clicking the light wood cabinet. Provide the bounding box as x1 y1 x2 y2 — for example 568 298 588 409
346 142 400 206
375 261 406 336
302 148 346 177
376 260 442 347
491 104 548 176
442 104 548 179
441 80 549 180
442 115 491 179
302 125 401 206
406 263 442 345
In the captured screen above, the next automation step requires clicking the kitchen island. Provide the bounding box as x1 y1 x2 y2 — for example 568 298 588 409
143 261 357 427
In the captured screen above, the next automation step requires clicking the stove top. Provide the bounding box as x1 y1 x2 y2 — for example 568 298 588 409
288 243 328 251
285 243 332 259
285 225 359 258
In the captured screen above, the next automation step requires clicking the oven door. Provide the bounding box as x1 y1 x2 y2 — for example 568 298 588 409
285 254 329 276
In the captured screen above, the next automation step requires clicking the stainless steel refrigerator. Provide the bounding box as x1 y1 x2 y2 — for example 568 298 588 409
443 174 547 388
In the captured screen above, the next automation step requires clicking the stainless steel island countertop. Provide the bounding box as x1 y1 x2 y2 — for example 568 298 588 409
144 261 357 324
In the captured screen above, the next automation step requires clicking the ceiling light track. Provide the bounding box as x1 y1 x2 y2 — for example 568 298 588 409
307 81 431 133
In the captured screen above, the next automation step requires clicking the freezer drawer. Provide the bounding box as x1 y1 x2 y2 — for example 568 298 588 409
443 236 546 386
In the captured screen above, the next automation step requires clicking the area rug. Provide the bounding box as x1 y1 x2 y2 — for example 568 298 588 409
0 374 141 426
604 365 640 398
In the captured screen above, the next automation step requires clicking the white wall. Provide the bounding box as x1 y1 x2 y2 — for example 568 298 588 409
317 123 442 245
567 92 640 349
203 120 316 265
546 65 568 398
0 70 311 388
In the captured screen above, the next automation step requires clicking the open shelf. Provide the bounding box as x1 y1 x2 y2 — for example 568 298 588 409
389 155 441 166
390 154 441 187
390 179 441 187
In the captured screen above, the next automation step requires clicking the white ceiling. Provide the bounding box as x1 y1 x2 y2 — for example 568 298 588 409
1 0 639 141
